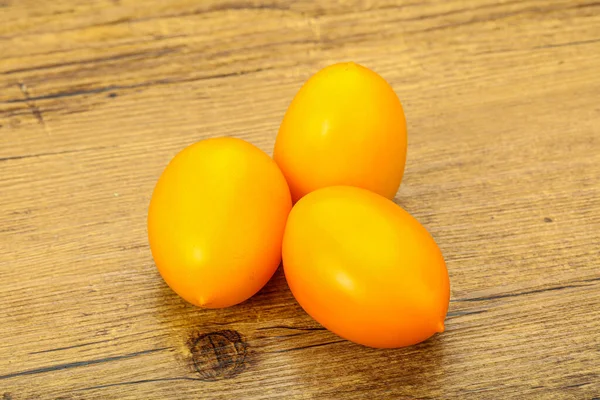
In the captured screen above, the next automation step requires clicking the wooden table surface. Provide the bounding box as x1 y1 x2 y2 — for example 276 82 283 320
1 1 599 399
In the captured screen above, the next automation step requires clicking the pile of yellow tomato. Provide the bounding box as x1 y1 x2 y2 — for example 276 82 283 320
148 62 450 349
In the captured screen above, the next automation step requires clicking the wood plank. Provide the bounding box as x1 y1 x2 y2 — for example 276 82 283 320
1 0 599 398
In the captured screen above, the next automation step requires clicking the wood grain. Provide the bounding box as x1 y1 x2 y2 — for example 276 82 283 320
1 0 599 398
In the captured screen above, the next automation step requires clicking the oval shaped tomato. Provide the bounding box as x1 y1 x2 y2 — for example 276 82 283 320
148 137 292 308
282 186 449 348
274 62 407 203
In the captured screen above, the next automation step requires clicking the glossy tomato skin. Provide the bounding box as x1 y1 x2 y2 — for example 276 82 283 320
274 62 407 203
282 186 449 348
148 137 292 308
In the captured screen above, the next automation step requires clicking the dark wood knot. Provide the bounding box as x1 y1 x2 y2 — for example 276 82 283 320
188 330 247 381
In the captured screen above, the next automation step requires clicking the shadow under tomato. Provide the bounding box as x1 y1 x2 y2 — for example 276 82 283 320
151 259 449 392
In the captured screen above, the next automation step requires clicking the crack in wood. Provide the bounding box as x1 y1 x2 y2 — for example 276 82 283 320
4 47 181 75
267 340 346 354
29 339 113 355
0 145 117 162
77 377 203 391
2 66 272 105
455 282 596 303
409 2 600 34
256 325 326 332
0 347 170 380
446 310 486 318
533 37 600 50
18 81 50 134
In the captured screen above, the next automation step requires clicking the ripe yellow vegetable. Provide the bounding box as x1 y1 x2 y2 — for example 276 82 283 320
282 186 450 348
274 62 407 203
148 137 292 308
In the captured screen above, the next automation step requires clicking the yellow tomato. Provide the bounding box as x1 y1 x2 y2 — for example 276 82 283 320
274 62 407 203
148 137 292 308
282 186 449 348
